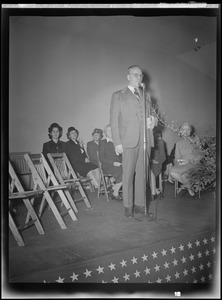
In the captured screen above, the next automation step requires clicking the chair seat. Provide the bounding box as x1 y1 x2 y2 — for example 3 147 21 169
9 190 43 199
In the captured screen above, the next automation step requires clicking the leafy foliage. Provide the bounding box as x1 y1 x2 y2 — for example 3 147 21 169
151 104 216 193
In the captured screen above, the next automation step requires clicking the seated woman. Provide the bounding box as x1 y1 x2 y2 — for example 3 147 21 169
99 124 123 201
150 131 166 200
170 122 202 196
42 122 66 160
87 128 103 166
65 127 100 189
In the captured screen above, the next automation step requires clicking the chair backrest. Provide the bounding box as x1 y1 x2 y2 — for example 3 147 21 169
24 153 60 190
9 161 25 194
47 152 78 182
9 152 31 175
47 153 69 183
9 152 32 189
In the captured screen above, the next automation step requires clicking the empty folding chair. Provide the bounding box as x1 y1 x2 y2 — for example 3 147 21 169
9 152 33 190
47 152 91 210
9 161 45 247
24 153 78 230
97 151 112 202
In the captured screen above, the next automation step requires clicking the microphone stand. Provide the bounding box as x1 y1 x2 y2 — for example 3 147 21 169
141 85 157 220
140 84 148 216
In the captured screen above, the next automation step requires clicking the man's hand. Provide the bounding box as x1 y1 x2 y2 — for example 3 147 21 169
113 162 122 166
147 116 158 129
115 144 123 155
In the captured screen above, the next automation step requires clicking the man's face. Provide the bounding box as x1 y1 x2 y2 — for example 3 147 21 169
127 67 143 88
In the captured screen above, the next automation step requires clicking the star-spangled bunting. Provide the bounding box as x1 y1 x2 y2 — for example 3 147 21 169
43 232 217 284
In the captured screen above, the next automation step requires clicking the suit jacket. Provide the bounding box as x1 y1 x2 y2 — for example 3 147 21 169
110 87 154 151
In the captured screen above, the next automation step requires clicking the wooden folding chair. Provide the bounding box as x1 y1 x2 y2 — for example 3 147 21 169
9 161 45 246
97 151 112 202
47 152 91 210
24 153 78 230
9 152 32 190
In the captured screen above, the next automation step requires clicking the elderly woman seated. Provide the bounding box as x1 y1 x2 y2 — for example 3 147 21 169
98 124 123 201
87 128 103 166
170 122 202 196
65 127 100 189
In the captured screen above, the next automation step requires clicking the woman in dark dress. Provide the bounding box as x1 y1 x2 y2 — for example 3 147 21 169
42 123 66 160
65 127 100 188
150 131 166 200
99 124 122 200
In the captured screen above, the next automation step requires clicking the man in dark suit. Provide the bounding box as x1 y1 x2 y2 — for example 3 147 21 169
110 65 157 221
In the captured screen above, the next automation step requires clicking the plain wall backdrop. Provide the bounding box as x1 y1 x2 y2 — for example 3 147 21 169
9 16 217 155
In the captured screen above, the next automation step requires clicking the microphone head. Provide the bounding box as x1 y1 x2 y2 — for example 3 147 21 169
139 82 145 88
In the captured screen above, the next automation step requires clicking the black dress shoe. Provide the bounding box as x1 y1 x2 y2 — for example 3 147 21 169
134 212 155 222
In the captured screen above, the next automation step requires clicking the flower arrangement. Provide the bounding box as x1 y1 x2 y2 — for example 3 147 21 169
151 104 216 194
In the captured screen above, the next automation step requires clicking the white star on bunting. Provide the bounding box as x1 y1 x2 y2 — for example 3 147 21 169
195 240 200 246
55 276 65 283
179 244 184 251
120 259 127 267
84 269 92 278
170 246 176 254
70 272 79 282
134 270 140 278
144 267 151 275
161 249 167 256
96 266 104 274
131 256 138 264
108 263 116 271
141 254 148 261
151 251 158 259
123 273 130 281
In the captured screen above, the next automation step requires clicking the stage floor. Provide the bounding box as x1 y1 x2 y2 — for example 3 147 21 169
5 181 219 295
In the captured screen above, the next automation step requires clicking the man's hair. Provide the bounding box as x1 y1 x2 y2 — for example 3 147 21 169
127 65 141 74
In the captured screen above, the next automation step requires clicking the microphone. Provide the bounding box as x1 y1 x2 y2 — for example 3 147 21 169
139 82 145 88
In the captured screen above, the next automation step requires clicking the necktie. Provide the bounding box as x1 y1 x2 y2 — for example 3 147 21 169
134 88 140 99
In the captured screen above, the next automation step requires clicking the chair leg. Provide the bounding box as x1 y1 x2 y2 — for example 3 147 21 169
102 176 110 202
9 212 25 247
43 191 67 229
77 182 92 208
175 180 178 198
63 189 78 213
23 198 45 235
56 190 78 221
158 173 163 193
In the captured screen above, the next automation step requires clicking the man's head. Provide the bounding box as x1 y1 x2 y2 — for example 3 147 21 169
127 65 143 88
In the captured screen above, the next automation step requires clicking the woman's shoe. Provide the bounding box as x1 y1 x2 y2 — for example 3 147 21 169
151 194 157 201
111 193 122 201
157 192 164 200
188 188 195 196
